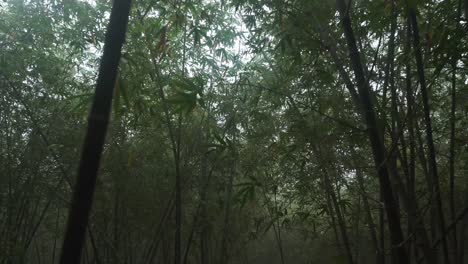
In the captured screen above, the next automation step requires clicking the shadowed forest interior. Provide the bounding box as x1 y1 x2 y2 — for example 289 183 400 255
1 0 468 263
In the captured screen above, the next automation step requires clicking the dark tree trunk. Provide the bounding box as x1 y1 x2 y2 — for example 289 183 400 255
449 44 458 263
465 0 468 22
379 186 386 264
59 0 131 263
199 161 211 264
174 115 182 264
313 146 355 264
405 16 416 264
408 6 450 264
386 10 405 264
356 163 382 263
334 1 408 263
450 1 462 261
272 189 286 264
220 161 235 264
324 168 354 264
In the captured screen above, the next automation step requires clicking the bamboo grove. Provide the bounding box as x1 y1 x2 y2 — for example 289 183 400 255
1 0 468 263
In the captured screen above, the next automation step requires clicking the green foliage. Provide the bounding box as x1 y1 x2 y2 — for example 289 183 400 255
167 75 205 114
1 0 468 263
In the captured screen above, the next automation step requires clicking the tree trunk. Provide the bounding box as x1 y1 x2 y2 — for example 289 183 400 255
408 6 450 263
334 1 408 262
220 166 235 264
356 164 382 263
199 152 211 264
272 189 286 264
59 0 131 262
465 0 468 22
183 153 214 264
450 1 462 261
379 186 386 264
405 16 416 264
315 146 354 264
449 45 458 263
220 121 236 264
325 169 354 264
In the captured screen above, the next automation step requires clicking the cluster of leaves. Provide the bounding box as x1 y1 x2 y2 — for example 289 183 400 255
2 0 468 263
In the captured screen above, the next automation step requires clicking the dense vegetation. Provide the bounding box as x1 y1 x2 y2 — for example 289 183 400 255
1 0 468 263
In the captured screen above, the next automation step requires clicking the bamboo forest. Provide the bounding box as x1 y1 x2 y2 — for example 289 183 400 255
2 0 468 263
